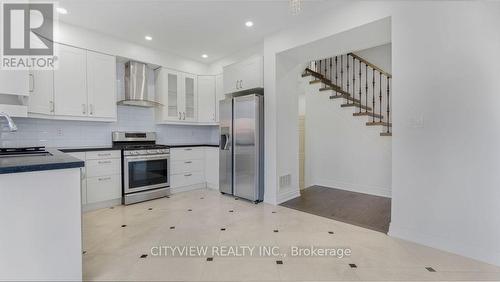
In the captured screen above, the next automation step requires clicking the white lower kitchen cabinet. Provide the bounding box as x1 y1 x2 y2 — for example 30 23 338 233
67 150 122 211
169 146 219 192
204 147 219 190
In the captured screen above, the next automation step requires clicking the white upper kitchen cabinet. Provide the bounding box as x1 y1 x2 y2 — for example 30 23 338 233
28 69 54 115
197 75 216 123
54 44 88 117
155 68 182 122
183 73 197 122
155 68 198 124
0 70 30 96
86 51 117 119
223 55 263 94
215 74 224 122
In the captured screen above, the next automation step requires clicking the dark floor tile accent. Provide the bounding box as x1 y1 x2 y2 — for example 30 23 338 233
166 196 170 198
234 198 239 200
200 197 204 199
273 229 279 233
349 264 357 268
82 251 87 255
272 211 276 214
206 257 213 261
220 228 226 231
425 267 436 272
170 226 175 229
276 260 283 265
281 186 391 234
109 207 114 209
188 209 192 211
328 231 335 234
121 224 127 228
140 254 148 258
148 208 153 211
229 210 234 213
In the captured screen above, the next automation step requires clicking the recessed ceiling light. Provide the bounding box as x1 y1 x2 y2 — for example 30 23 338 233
201 54 208 59
245 21 254 27
56 7 68 15
145 36 153 41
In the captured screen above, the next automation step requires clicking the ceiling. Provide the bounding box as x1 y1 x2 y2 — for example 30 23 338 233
51 0 340 64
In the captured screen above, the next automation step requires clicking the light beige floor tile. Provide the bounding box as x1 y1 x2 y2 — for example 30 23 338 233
82 188 500 282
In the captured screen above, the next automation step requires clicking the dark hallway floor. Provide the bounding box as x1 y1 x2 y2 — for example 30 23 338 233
281 186 391 233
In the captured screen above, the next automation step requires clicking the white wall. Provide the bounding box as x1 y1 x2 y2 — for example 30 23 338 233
354 43 392 73
54 22 208 75
305 81 392 197
264 1 500 266
207 42 264 75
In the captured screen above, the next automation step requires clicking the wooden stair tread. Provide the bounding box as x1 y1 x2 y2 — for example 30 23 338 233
380 132 392 137
366 121 392 127
353 112 384 119
309 80 323 84
341 103 372 111
330 95 362 104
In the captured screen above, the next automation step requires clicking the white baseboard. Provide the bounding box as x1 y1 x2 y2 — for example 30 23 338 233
171 183 207 194
389 223 500 267
82 198 121 213
206 182 219 190
313 179 391 198
276 189 301 204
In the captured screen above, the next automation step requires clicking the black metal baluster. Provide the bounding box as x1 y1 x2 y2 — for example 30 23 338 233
335 56 338 96
329 58 333 84
358 60 362 113
379 73 382 122
387 77 391 133
372 70 376 122
346 55 350 104
352 56 355 104
324 59 327 82
365 64 368 113
319 60 322 79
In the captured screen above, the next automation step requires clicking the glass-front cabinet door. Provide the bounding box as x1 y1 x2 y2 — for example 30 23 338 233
183 73 197 122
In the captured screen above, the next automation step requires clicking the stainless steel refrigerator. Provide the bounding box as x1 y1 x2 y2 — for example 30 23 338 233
219 94 264 203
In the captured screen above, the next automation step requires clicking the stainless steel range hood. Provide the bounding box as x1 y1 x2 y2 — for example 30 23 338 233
118 61 161 108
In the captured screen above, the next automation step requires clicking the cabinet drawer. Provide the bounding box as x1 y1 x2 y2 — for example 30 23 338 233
171 171 204 188
86 174 121 204
170 147 204 161
171 159 204 175
85 158 121 177
85 150 120 160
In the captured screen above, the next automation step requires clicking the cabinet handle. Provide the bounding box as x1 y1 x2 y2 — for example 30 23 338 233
185 161 192 164
184 148 192 151
29 73 34 92
89 104 94 115
236 80 239 89
82 104 86 114
98 176 112 181
184 173 192 177
49 101 54 113
98 153 111 157
98 160 112 164
179 112 181 120
240 80 243 89
183 112 186 120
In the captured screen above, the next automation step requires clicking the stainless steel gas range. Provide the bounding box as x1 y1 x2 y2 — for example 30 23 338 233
112 132 170 205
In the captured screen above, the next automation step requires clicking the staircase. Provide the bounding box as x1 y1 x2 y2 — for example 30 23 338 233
302 52 392 136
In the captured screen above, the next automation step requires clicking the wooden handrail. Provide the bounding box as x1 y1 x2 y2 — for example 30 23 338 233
348 53 392 78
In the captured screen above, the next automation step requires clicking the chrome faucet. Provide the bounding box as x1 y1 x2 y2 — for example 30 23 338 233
0 112 18 132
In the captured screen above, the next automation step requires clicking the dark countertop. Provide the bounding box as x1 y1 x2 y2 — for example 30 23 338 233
59 146 115 153
167 144 219 148
0 148 84 175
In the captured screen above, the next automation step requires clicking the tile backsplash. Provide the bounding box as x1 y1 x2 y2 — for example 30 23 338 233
1 106 219 148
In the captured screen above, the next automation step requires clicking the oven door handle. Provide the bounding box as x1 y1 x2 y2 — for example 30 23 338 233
125 155 170 162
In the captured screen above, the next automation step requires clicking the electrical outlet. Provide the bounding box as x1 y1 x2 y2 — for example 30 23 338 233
56 128 63 136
